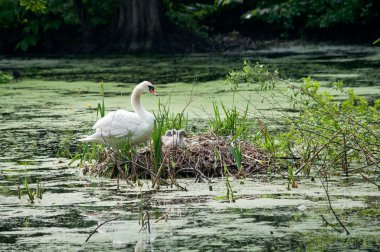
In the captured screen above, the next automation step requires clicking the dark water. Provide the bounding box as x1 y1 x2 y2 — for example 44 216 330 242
0 45 379 251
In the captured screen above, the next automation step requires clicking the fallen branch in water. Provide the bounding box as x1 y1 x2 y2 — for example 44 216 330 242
295 132 339 175
321 177 350 235
320 214 342 233
155 208 170 223
85 217 120 242
360 172 380 190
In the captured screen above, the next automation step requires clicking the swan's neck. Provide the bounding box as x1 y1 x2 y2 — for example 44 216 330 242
131 88 149 117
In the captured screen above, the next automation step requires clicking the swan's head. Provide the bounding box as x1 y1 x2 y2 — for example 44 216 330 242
139 81 157 96
178 130 187 139
164 130 172 137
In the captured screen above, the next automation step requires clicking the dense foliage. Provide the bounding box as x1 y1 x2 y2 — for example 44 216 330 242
1 0 378 53
225 62 380 176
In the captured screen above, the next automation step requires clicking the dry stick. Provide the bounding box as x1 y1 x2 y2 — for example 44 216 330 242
174 182 188 191
351 135 380 169
347 161 380 174
138 210 151 233
155 210 169 223
152 151 169 188
321 177 350 235
184 158 211 183
85 217 120 242
295 131 340 175
342 133 348 176
359 173 380 188
320 214 342 233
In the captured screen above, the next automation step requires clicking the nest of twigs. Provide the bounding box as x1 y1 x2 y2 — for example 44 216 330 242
86 134 270 179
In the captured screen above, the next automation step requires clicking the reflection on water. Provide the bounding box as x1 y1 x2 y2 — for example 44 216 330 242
0 45 379 250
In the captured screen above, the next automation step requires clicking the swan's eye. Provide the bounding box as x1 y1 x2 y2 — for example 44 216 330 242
148 85 157 95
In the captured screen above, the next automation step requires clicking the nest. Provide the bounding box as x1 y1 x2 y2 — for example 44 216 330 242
86 134 270 179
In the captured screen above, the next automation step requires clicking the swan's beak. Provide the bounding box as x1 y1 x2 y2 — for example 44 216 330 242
149 89 157 96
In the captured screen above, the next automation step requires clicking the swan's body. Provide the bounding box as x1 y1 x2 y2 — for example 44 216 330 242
79 81 156 148
162 129 187 148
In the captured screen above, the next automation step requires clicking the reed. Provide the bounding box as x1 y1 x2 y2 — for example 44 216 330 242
97 81 105 118
224 164 235 203
152 115 164 174
156 98 189 132
22 178 35 203
209 101 249 140
230 142 242 175
36 180 43 199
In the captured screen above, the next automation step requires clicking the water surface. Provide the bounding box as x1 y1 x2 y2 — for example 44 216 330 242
0 45 379 250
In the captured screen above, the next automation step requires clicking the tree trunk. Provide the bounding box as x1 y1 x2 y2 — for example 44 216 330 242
73 0 94 50
114 0 165 52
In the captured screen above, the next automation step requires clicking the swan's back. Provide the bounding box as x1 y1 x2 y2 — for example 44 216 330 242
80 110 154 146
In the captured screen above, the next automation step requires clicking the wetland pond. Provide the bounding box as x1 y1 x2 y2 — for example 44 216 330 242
0 45 379 251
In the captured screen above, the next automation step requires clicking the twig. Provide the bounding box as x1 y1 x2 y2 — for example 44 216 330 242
152 151 169 188
184 158 211 183
174 182 188 191
85 217 120 242
138 210 151 233
155 208 170 223
359 173 380 188
321 177 350 235
320 215 342 233
295 132 339 175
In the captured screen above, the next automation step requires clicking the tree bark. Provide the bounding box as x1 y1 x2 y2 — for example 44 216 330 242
73 0 93 48
114 0 164 52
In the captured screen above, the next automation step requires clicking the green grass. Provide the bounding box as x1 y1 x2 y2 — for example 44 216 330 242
156 97 189 133
69 143 104 166
209 101 249 140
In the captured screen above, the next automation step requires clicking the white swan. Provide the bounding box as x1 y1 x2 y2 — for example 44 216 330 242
79 81 157 148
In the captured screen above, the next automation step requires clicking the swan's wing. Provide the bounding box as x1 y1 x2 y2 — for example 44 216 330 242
93 110 141 138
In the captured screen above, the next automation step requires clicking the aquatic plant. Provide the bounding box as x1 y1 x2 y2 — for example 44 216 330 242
152 115 164 174
97 81 105 118
17 186 22 199
56 130 78 159
209 101 249 140
230 142 242 176
226 61 278 91
70 143 104 166
36 180 43 199
227 61 380 177
155 97 189 133
0 71 12 84
22 178 35 203
287 165 298 190
224 164 235 203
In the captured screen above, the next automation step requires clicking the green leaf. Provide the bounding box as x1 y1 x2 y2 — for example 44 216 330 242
373 38 380 45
